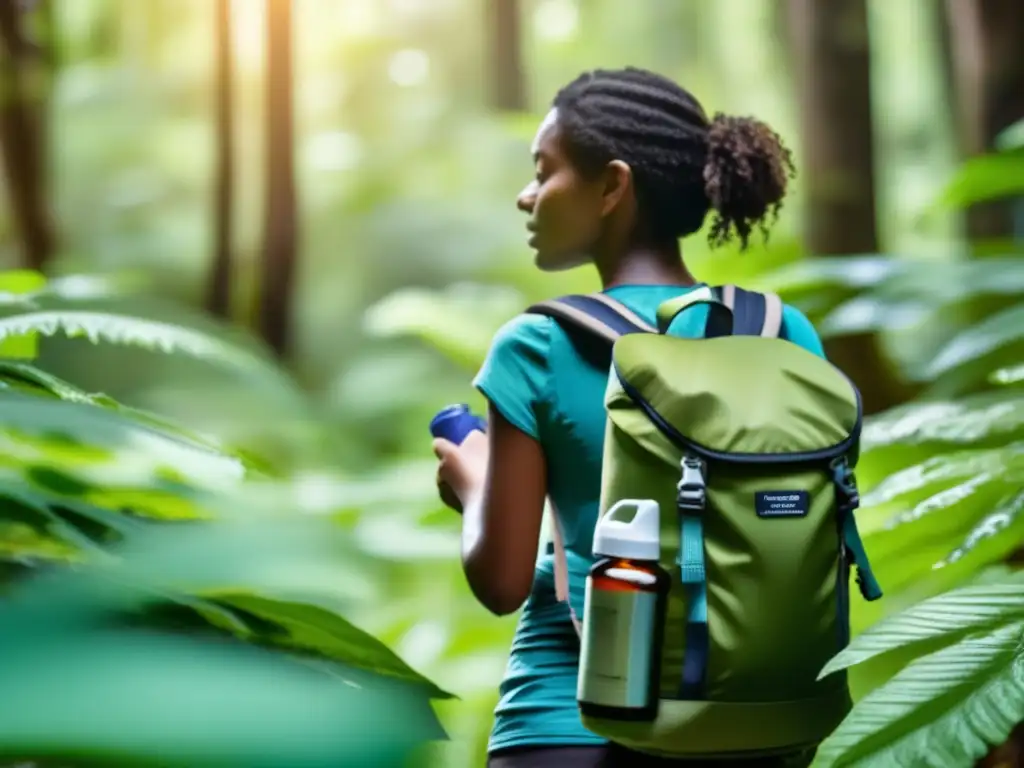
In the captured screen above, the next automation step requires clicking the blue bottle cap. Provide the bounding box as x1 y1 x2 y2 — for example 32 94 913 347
430 403 483 445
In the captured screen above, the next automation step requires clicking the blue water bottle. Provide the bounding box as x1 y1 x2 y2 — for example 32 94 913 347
430 403 486 445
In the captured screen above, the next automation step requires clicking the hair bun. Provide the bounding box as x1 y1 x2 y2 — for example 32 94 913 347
703 112 795 249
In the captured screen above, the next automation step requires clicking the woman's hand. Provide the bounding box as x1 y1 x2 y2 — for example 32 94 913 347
433 429 489 513
435 405 547 616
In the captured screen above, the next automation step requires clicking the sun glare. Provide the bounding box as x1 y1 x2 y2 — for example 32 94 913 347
231 0 267 72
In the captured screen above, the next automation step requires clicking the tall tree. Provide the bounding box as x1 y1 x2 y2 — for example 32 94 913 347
206 0 235 319
256 0 297 358
488 0 525 111
786 0 916 415
0 0 55 272
944 0 1024 242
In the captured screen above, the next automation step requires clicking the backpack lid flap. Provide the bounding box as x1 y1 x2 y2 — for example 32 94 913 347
608 333 861 461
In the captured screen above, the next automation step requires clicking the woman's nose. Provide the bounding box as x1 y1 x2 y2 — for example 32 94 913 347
517 182 537 214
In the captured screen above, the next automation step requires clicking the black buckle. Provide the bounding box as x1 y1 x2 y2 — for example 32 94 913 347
677 455 706 512
831 457 860 513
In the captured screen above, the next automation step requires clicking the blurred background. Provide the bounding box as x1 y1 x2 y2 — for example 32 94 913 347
0 0 1022 766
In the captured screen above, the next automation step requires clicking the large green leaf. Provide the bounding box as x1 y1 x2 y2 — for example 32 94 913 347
0 360 238 460
815 258 1024 338
935 148 1024 209
992 363 1024 385
0 310 294 390
0 627 444 768
856 441 1024 599
860 444 1022 510
861 391 1024 452
925 303 1024 380
933 489 1024 570
821 575 1024 677
812 621 1024 768
0 512 450 767
208 592 454 699
0 389 243 496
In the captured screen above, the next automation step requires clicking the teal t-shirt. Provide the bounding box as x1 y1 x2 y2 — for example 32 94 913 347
471 284 826 753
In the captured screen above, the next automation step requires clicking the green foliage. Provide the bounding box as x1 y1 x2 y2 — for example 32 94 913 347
813 581 1024 767
0 308 450 767
797 143 1024 767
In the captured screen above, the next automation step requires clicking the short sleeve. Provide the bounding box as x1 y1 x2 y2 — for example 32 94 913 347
780 305 826 359
472 314 552 440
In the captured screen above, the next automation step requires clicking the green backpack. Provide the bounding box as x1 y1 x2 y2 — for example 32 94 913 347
527 284 882 760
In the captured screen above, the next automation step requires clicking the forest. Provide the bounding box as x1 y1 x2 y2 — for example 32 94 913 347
0 0 1022 766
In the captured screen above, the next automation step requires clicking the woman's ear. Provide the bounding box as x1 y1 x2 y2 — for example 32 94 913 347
600 159 633 217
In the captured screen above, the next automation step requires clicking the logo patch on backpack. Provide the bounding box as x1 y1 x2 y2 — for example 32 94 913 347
755 491 809 519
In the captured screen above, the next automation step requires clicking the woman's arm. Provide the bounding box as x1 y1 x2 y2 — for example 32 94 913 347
434 402 548 616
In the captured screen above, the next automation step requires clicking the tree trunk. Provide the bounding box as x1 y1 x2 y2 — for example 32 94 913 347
206 0 234 319
0 0 55 273
256 0 297 359
786 0 917 416
945 0 1024 243
487 0 525 111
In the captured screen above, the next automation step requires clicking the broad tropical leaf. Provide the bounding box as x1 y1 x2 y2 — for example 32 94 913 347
860 444 1023 509
934 489 1024 570
814 258 1024 338
925 303 1024 380
0 626 444 768
813 621 1024 768
208 592 454 699
0 513 450 767
0 361 237 460
935 148 1024 209
821 575 1024 677
992 363 1024 385
861 391 1024 451
0 389 243 492
0 309 296 391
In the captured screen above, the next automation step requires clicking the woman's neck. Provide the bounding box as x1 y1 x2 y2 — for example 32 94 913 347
595 243 697 290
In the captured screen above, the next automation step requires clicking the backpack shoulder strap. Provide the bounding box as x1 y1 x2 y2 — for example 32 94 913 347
716 284 784 338
526 292 656 342
525 293 656 369
524 294 654 637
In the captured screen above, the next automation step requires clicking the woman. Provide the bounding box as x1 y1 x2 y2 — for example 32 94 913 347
433 67 825 768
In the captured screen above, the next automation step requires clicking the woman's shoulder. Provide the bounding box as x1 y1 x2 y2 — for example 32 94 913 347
780 302 825 358
490 312 554 349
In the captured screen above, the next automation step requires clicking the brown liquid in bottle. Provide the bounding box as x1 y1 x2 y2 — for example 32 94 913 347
577 542 670 721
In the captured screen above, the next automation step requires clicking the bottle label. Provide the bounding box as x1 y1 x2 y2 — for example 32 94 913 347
577 581 658 709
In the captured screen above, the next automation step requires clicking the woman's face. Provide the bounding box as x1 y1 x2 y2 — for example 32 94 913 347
516 109 610 272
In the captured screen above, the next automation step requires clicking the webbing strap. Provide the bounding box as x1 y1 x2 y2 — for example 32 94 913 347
832 459 883 602
718 284 785 338
843 512 883 601
550 502 583 636
527 293 655 636
676 455 709 699
526 293 655 342
527 292 655 372
679 515 709 698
